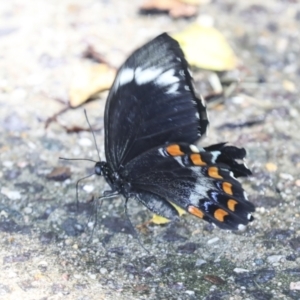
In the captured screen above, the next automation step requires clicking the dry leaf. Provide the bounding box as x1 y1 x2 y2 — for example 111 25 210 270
151 202 186 224
46 167 71 181
69 62 116 107
203 275 226 285
172 24 238 71
139 0 198 18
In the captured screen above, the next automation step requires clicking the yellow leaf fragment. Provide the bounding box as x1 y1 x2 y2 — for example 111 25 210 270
282 79 296 93
151 202 186 224
265 162 277 172
172 24 238 71
69 62 116 107
179 0 210 4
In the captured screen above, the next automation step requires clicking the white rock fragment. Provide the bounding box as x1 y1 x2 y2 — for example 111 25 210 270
207 237 219 244
88 273 97 280
78 137 92 147
195 259 207 267
1 187 21 200
185 290 195 296
100 268 107 274
279 173 294 180
267 255 284 263
290 281 300 290
233 268 249 273
83 184 94 193
23 207 33 214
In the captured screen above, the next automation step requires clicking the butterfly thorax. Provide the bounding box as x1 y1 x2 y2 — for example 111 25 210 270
95 161 131 196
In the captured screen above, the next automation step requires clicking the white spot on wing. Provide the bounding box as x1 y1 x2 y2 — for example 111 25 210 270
135 67 163 85
156 69 179 87
174 156 184 167
243 191 248 201
247 213 252 220
229 171 236 179
158 147 166 157
210 151 221 164
166 82 179 94
190 145 199 153
199 95 206 106
117 67 134 86
195 112 200 119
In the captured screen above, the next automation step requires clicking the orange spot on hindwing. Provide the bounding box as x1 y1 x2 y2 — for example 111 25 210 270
214 209 228 222
188 206 204 219
208 167 223 179
227 199 238 211
166 144 184 156
190 154 206 166
222 182 233 195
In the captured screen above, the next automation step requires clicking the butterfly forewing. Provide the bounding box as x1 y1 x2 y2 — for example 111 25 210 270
104 33 208 170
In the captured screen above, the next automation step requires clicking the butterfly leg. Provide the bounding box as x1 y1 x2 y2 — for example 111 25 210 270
103 190 118 197
123 197 150 253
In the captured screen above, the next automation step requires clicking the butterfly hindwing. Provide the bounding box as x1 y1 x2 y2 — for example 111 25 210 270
123 143 254 230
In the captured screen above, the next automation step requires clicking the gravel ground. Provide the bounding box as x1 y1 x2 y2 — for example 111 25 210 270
1 1 300 299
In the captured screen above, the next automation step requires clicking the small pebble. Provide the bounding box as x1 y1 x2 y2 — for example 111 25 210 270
88 273 97 280
267 255 284 263
3 161 14 168
254 258 264 266
78 137 92 147
83 184 94 193
100 268 107 274
195 259 207 267
233 268 249 273
290 281 300 290
23 207 33 214
65 239 73 246
256 207 266 214
38 261 48 267
279 173 294 180
185 290 195 296
1 188 21 200
207 237 219 244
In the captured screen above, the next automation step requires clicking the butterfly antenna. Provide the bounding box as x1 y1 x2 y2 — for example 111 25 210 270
75 173 95 211
59 157 97 163
84 109 101 162
124 198 150 254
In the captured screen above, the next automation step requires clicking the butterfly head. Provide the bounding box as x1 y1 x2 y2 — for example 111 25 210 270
94 161 131 196
95 161 109 176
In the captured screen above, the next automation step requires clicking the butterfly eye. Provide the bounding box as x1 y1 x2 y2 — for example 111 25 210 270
95 162 103 176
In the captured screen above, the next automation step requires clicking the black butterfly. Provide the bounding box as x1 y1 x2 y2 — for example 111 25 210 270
94 33 255 230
